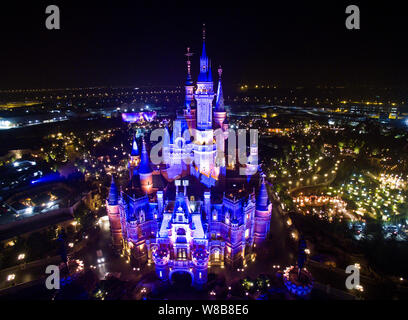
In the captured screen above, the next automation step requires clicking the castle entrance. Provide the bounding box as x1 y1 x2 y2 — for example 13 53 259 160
170 270 193 288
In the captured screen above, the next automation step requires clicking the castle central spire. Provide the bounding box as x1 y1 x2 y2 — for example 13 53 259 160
198 23 210 81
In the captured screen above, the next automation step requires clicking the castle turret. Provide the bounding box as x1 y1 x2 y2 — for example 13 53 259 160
254 176 272 244
106 176 123 251
193 24 217 176
139 140 153 194
214 66 227 129
129 135 140 180
192 246 209 287
195 24 214 131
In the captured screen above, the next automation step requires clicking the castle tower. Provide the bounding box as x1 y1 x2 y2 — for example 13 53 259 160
106 176 123 251
128 135 140 180
254 176 272 244
192 246 209 287
139 140 153 194
195 25 214 131
213 66 227 129
184 47 197 131
193 24 217 176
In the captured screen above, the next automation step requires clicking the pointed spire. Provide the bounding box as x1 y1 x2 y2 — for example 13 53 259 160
198 23 211 82
215 66 225 112
131 135 139 156
139 139 152 174
256 175 269 211
108 175 119 205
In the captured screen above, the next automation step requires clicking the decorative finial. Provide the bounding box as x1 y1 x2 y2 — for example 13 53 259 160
202 23 206 42
218 65 222 79
185 47 194 76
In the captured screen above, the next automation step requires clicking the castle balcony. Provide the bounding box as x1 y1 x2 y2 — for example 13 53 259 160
169 259 193 269
209 240 225 247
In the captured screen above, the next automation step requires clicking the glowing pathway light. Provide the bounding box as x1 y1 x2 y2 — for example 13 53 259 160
7 274 16 281
17 253 26 260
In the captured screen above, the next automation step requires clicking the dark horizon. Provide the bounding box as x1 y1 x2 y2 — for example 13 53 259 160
1 2 408 90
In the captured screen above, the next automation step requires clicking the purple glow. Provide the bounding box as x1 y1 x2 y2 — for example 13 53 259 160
122 112 156 123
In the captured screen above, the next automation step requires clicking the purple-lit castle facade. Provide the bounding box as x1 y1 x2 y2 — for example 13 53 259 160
106 27 272 287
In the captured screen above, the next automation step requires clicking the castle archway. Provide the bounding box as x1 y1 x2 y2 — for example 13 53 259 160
169 270 194 287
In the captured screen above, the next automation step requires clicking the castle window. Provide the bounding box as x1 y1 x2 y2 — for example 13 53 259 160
139 210 145 223
177 248 187 260
214 249 220 261
213 211 217 221
245 229 250 239
199 272 202 279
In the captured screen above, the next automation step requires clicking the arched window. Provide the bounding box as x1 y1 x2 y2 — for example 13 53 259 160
214 249 220 261
177 228 186 235
225 211 230 225
212 209 218 221
139 210 145 223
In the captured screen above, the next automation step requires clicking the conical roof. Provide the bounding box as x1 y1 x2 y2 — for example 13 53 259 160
256 176 269 211
108 176 119 205
139 140 152 174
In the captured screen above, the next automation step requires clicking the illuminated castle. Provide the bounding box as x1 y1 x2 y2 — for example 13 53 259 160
106 26 272 287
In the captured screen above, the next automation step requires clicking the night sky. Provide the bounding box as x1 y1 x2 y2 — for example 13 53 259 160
0 1 407 89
